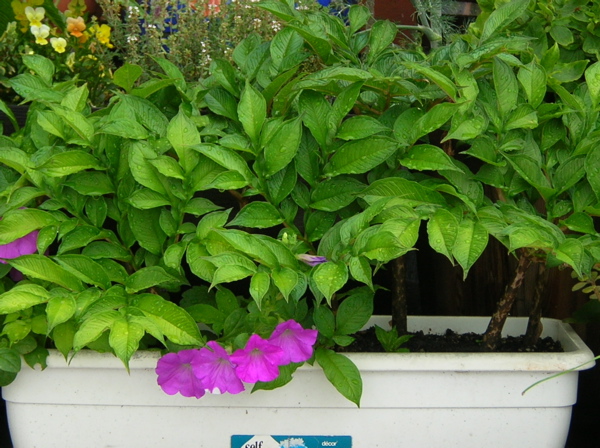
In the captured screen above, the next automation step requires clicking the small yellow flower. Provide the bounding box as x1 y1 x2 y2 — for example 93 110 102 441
89 24 113 48
66 16 86 38
24 6 45 27
30 24 50 45
50 37 67 53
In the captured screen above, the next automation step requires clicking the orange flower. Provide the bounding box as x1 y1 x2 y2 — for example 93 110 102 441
66 16 86 37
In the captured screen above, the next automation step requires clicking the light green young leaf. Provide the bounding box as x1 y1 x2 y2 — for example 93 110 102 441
46 295 77 333
400 144 463 172
113 63 143 93
312 261 348 304
133 294 202 346
336 288 373 335
493 57 518 118
480 0 530 42
126 266 181 293
109 314 145 370
238 82 266 148
271 267 298 301
53 255 112 290
8 255 83 291
0 284 49 314
427 208 459 262
250 271 271 309
264 117 302 176
452 218 488 279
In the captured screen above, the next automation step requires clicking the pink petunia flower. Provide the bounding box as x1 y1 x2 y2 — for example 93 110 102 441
0 231 39 263
269 320 318 364
192 341 244 394
230 334 285 384
155 350 205 399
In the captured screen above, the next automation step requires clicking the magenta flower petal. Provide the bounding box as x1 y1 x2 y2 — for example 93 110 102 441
269 320 318 364
192 341 245 395
230 334 285 384
0 231 38 263
155 350 205 399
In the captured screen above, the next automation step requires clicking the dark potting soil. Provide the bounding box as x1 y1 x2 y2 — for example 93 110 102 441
340 326 564 353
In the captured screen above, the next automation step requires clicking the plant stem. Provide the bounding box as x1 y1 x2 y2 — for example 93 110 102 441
524 262 548 346
482 251 531 351
391 256 408 335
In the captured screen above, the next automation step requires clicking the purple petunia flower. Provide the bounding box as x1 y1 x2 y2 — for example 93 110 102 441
0 231 38 263
230 334 285 384
269 320 318 364
296 254 328 267
192 341 244 395
155 350 206 399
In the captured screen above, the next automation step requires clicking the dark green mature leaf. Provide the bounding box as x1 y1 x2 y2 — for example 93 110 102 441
360 177 446 206
337 115 389 140
126 266 181 293
325 137 397 176
316 348 362 407
367 20 397 63
585 61 600 109
518 61 547 109
229 202 284 228
336 288 373 335
310 177 365 211
401 144 463 172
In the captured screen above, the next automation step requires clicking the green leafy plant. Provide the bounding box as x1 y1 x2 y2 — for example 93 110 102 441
0 0 599 406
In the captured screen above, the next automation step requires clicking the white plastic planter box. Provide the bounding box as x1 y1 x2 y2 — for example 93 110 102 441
3 316 595 448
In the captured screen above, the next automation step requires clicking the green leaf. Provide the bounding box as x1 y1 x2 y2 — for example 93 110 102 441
128 208 167 255
480 0 529 42
585 61 600 109
109 314 145 370
493 57 518 118
0 208 57 245
427 208 459 262
360 177 446 206
250 271 270 308
205 88 238 121
313 305 335 338
126 266 180 293
325 137 398 176
348 5 370 34
128 141 168 195
310 177 365 211
36 150 103 177
192 143 253 182
46 295 77 333
0 348 22 374
211 265 255 288
400 144 462 172
167 107 201 173
413 102 458 141
315 348 362 407
299 90 330 148
452 218 488 278
403 62 457 100
561 213 596 235
586 146 600 199
264 117 303 176
0 284 49 314
113 63 143 93
554 239 585 277
22 54 54 84
336 288 373 335
64 171 115 196
73 310 120 351
133 294 202 345
8 255 83 291
228 202 284 229
367 20 397 63
349 256 373 288
312 261 348 304
271 267 298 301
518 61 547 109
270 27 305 72
337 115 389 140
238 82 266 148
53 255 112 290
